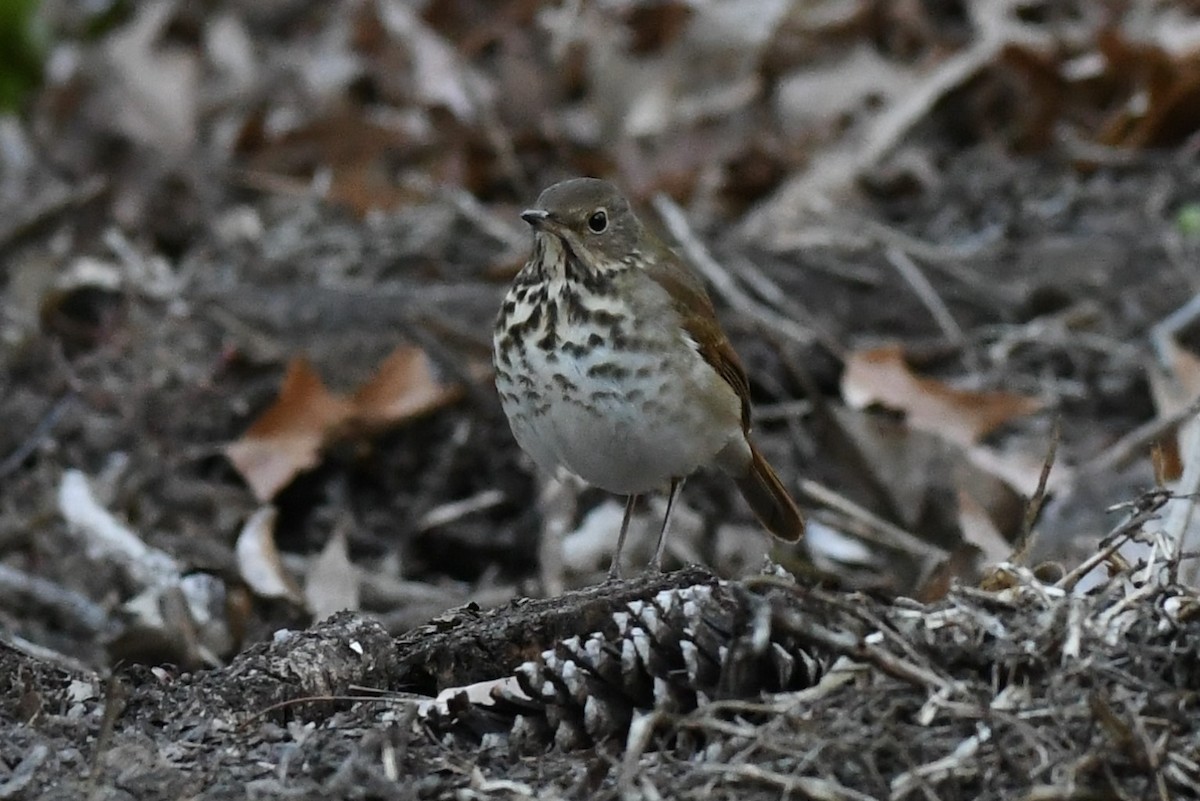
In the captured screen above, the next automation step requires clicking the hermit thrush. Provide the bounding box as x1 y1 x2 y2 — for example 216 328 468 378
493 178 804 578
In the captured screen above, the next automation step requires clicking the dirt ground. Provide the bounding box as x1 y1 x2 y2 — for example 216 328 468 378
3 1 1200 799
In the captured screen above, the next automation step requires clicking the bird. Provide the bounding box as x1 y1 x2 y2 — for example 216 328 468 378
493 177 804 577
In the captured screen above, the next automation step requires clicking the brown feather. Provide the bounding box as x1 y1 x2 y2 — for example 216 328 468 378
645 241 805 542
643 246 753 431
736 442 806 541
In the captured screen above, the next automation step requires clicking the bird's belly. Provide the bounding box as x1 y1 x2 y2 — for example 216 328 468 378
497 326 743 494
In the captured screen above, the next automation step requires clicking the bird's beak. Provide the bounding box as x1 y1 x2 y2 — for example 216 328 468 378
520 208 552 229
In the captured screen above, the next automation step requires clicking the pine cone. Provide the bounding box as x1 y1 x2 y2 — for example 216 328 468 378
423 574 828 750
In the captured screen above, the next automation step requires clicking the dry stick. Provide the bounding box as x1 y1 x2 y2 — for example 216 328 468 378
1166 413 1200 586
767 218 998 298
241 693 420 728
0 563 110 635
862 218 998 269
745 575 954 692
1055 507 1161 592
799 479 949 561
857 38 998 169
416 489 506 532
857 0 1047 171
618 709 666 792
651 194 815 348
1013 416 1060 563
441 184 527 253
0 394 74 480
88 675 129 783
1060 129 1154 169
0 176 107 252
0 629 97 677
1130 712 1172 801
806 586 953 687
729 254 847 359
1081 394 1200 480
883 246 967 352
778 609 953 693
752 399 815 423
1147 295 1200 586
892 725 991 798
693 763 881 801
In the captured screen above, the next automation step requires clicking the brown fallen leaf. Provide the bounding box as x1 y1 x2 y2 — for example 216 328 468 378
1146 336 1200 483
353 346 464 428
841 344 1043 447
226 358 354 502
226 346 460 502
305 528 360 621
235 506 303 603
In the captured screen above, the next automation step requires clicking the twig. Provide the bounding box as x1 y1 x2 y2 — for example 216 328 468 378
1081 394 1200 480
241 692 421 728
883 246 966 350
1015 416 1060 561
58 469 182 590
0 629 97 676
88 675 129 783
618 710 666 792
0 394 74 480
800 585 961 692
1145 293 1200 585
858 0 1046 171
0 177 107 252
729 254 846 359
1055 506 1161 592
765 217 999 283
440 184 527 253
752 399 814 424
777 610 954 693
416 489 506 532
1150 294 1200 368
891 724 991 798
1167 413 1200 585
799 479 949 561
0 563 110 635
651 194 816 347
693 763 882 801
0 744 49 797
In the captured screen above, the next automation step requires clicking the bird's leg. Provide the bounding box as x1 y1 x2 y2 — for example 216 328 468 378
649 478 684 572
609 494 639 580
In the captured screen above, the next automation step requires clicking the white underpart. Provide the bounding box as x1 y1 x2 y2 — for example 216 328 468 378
495 236 747 495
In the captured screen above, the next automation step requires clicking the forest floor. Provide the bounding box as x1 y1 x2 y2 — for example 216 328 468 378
2 1 1200 799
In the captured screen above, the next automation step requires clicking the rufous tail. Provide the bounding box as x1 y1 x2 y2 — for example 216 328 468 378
734 442 805 542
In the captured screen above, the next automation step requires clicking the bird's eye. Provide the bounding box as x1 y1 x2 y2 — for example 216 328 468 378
587 210 608 233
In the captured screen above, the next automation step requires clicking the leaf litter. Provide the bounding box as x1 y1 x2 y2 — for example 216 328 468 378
2 0 1200 798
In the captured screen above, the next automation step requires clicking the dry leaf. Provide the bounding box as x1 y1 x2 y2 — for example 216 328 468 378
842 345 1043 447
304 528 360 621
1146 336 1200 482
103 4 199 155
226 347 460 501
235 506 302 603
353 346 463 428
1148 336 1200 417
58 469 182 590
956 487 1012 567
915 545 980 603
225 358 354 502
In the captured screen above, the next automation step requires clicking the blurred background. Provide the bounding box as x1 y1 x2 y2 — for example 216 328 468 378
2 0 1200 670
